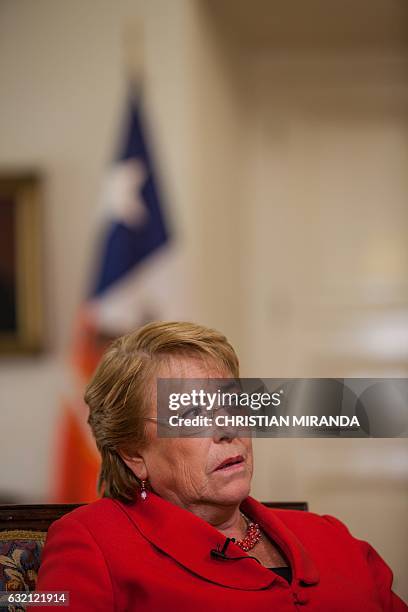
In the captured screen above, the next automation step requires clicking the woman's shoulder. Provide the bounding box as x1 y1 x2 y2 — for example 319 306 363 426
267 505 362 549
269 505 352 532
245 497 348 532
52 497 129 534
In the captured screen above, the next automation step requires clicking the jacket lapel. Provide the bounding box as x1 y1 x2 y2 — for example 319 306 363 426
114 492 319 590
240 497 320 586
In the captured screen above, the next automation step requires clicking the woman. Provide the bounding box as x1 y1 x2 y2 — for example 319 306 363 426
37 321 407 611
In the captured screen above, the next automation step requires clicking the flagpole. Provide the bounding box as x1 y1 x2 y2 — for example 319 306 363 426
121 20 145 98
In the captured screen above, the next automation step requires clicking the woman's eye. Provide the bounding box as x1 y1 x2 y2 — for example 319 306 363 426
182 407 202 419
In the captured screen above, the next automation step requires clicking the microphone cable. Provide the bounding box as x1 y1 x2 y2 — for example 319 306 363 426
210 537 261 565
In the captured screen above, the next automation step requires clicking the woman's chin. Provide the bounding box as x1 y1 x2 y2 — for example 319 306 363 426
214 481 251 506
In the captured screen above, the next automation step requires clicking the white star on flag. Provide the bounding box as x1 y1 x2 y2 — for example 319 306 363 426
102 158 148 228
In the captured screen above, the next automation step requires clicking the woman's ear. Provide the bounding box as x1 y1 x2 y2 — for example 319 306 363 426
119 450 148 481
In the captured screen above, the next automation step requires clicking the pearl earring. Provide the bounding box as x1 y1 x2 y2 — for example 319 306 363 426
140 480 148 500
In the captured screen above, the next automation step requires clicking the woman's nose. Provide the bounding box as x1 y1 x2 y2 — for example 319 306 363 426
211 414 239 442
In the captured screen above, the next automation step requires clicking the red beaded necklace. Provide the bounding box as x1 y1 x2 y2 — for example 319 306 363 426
234 512 261 552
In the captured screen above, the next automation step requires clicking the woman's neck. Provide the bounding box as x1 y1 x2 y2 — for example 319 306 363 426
185 503 247 540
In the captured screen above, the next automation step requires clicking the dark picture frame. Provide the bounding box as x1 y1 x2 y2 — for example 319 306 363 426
0 173 43 354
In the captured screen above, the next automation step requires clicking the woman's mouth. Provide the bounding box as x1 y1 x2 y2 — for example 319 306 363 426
214 455 245 472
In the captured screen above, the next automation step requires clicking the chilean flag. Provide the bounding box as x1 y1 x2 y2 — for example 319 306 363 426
91 91 170 323
53 90 175 502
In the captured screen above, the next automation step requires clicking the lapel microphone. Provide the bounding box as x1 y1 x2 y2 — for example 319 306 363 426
210 537 235 560
210 537 262 565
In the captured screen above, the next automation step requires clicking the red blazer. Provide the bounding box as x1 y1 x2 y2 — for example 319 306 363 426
36 492 407 611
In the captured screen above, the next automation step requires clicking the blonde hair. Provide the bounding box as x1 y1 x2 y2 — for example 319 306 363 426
85 321 239 502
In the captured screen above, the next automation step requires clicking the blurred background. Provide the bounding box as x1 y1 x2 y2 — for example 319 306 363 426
0 0 407 599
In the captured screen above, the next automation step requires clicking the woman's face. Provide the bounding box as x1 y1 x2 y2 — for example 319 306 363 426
130 355 253 512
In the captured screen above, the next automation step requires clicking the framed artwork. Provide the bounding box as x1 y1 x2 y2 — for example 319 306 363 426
0 173 43 354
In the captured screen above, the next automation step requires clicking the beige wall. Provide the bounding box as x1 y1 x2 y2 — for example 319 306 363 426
237 52 408 600
238 51 408 602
